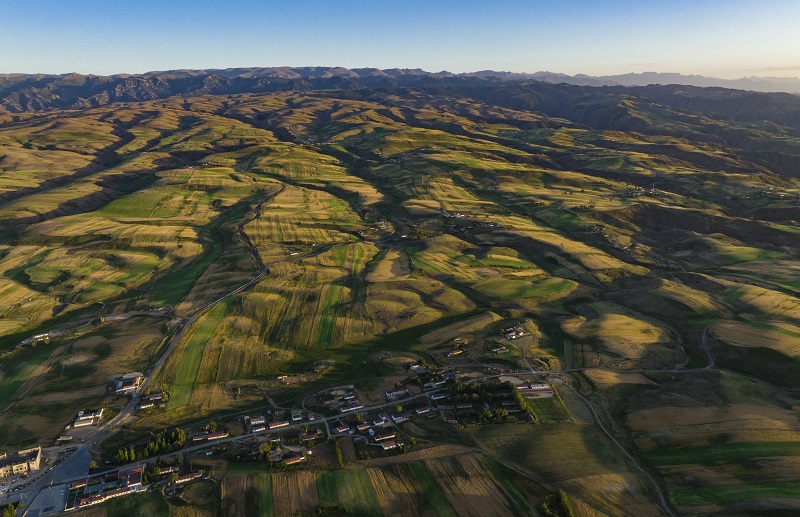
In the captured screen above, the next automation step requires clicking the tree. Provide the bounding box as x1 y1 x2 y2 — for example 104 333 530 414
209 421 217 433
259 442 272 460
169 472 179 485
154 466 161 476
395 405 403 414
3 504 15 517
334 439 344 468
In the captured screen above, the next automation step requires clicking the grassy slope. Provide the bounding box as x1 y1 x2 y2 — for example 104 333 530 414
0 89 799 513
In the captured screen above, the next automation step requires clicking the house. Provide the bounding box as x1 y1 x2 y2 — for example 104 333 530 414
384 388 411 400
118 466 144 489
283 453 306 466
113 372 144 395
247 415 266 432
356 422 371 432
446 348 464 358
268 421 290 430
0 446 41 478
74 408 103 428
380 441 398 451
490 344 508 354
502 327 526 340
390 413 409 424
407 361 424 372
300 429 324 442
175 471 204 484
137 401 155 410
142 392 164 402
430 392 448 401
415 406 431 415
335 424 352 434
373 430 396 442
77 466 145 508
340 401 364 413
291 410 303 421
518 383 554 397
206 431 229 440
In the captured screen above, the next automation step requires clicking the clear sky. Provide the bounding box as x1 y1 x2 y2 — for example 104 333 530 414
2 0 798 78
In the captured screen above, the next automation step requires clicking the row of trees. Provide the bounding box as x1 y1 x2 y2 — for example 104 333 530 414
114 428 187 464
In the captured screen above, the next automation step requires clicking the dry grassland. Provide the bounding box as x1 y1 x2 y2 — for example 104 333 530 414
711 322 800 357
627 403 800 448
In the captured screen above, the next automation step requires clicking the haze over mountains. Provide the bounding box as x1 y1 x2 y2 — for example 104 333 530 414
1 67 799 115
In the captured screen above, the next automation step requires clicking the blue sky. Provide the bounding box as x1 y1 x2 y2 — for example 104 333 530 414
2 0 798 78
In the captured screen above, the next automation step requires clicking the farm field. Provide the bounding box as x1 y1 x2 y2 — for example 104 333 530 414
620 369 800 514
1 76 800 515
217 453 541 517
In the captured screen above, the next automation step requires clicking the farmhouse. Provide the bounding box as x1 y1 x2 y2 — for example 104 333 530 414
113 372 144 395
502 326 526 340
0 446 42 478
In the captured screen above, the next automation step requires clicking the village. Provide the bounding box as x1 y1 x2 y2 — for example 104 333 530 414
1 321 558 515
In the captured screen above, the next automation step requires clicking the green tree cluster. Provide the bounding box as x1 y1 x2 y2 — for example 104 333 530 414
540 490 575 517
114 428 186 463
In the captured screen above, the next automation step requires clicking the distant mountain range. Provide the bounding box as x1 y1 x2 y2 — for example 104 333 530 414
467 70 800 94
1 67 799 115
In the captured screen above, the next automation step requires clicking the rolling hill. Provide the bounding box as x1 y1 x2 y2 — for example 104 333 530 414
1 72 799 515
